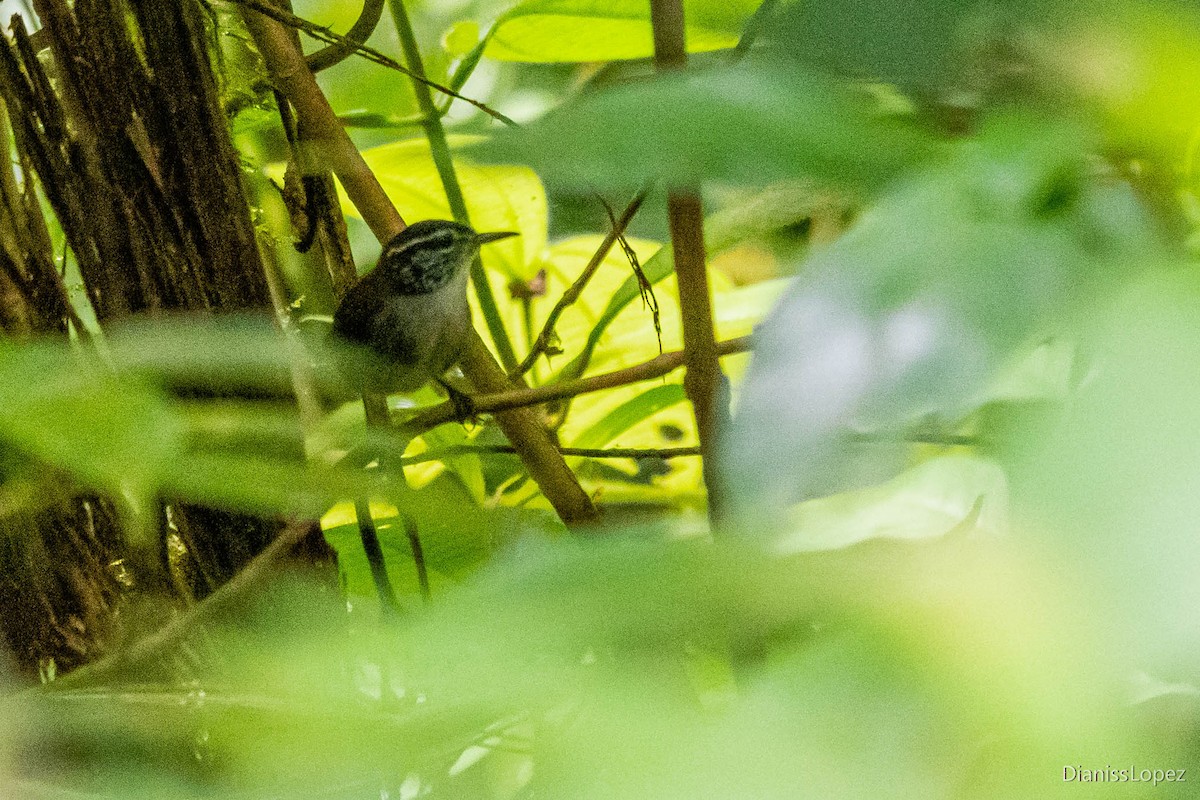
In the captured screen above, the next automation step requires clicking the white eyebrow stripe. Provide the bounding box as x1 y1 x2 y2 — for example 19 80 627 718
387 229 457 256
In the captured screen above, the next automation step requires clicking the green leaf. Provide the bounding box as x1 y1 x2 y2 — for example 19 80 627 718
781 454 1007 553
442 20 481 58
0 345 184 496
159 453 361 517
105 315 310 394
572 383 688 449
446 25 492 95
473 63 935 192
347 136 548 281
486 0 763 63
770 0 1040 87
322 479 555 609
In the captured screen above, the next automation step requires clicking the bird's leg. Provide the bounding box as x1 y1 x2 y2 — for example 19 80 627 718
437 378 478 426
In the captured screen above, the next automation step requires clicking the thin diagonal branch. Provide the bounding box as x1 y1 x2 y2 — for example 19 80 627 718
511 191 646 378
239 2 404 243
42 519 321 691
402 444 702 466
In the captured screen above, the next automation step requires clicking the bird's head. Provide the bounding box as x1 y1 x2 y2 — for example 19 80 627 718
378 219 518 295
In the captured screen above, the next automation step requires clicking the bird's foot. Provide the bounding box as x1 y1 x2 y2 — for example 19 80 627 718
439 380 478 426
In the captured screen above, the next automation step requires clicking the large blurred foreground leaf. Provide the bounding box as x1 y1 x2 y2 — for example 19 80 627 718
1021 272 1200 674
473 62 934 191
11 534 1169 798
0 317 397 519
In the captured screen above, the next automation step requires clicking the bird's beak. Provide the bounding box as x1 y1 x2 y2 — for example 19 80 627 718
475 230 519 245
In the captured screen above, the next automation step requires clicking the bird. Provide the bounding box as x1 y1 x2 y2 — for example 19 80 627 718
331 219 517 396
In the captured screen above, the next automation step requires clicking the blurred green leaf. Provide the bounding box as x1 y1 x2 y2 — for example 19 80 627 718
771 0 1040 87
0 319 397 519
160 453 368 517
473 62 935 193
1022 272 1200 669
105 315 307 394
486 0 763 63
23 531 1157 799
0 345 183 496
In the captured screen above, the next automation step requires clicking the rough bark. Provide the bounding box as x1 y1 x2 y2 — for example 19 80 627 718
0 0 334 680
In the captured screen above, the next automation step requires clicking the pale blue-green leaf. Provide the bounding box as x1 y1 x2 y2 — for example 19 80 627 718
779 454 1007 553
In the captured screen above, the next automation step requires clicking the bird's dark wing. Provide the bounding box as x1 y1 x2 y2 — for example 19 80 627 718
331 280 380 346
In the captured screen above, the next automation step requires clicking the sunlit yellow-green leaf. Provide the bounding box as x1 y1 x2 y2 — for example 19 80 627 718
573 384 688 450
442 20 481 58
486 0 763 63
553 184 839 382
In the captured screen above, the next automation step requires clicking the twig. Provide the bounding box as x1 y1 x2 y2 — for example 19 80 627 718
405 336 751 434
402 444 702 466
604 196 661 355
511 191 646 378
458 333 598 523
650 0 730 525
225 0 517 126
305 0 384 73
239 1 404 243
355 493 401 618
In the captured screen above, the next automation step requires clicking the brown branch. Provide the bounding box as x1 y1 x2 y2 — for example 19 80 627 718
239 2 404 243
650 0 688 70
405 336 751 434
458 334 598 523
511 191 646 378
240 5 597 526
650 0 730 525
